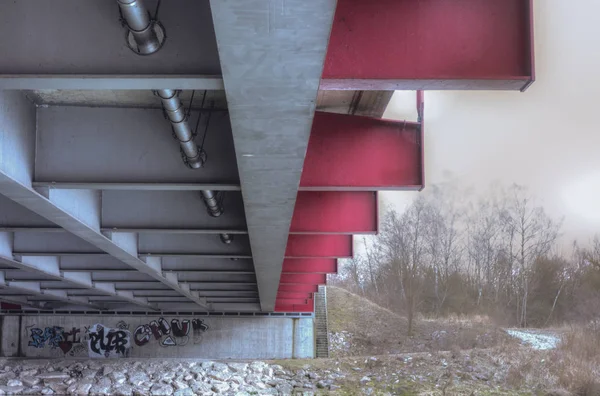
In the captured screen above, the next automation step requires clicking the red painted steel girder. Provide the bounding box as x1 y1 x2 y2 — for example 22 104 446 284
322 0 535 91
276 298 309 305
282 258 337 274
285 234 353 258
280 273 326 285
277 292 313 300
278 284 319 293
274 303 314 313
301 112 422 190
290 191 377 234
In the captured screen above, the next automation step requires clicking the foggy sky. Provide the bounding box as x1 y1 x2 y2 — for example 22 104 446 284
382 0 600 248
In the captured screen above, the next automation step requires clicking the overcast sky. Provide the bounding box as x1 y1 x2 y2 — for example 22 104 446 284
381 0 600 248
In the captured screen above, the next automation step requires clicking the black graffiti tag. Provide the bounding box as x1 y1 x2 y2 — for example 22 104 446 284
88 324 131 357
171 319 190 337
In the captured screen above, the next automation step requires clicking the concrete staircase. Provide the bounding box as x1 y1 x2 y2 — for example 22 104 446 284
314 285 329 358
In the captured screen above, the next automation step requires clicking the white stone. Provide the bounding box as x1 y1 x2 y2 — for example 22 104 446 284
128 371 149 386
113 384 134 396
76 382 93 395
227 363 248 373
20 370 38 377
151 383 174 396
249 361 268 374
173 388 195 396
40 388 54 395
37 373 70 381
89 377 112 396
6 380 21 387
110 371 127 385
189 380 212 394
211 382 230 393
173 380 189 390
208 370 230 382
20 377 39 387
0 386 25 395
201 362 213 370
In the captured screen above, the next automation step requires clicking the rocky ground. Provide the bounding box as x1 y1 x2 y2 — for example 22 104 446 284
0 344 567 395
0 359 334 395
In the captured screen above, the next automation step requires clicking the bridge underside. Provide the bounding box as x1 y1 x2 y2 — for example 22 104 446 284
0 0 534 313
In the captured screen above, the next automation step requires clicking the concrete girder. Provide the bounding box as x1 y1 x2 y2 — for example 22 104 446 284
210 0 337 311
0 271 103 310
0 0 220 76
35 106 239 185
0 91 209 309
0 234 157 310
5 229 251 256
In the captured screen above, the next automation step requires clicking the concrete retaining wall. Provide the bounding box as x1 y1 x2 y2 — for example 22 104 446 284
0 315 314 359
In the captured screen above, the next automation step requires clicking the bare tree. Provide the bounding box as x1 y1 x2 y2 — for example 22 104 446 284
500 184 562 327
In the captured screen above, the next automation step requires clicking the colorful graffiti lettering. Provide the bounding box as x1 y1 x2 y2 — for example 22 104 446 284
28 326 64 349
87 324 131 358
133 318 208 347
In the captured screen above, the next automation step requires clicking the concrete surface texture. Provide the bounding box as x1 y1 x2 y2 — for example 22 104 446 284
209 0 337 312
0 316 314 360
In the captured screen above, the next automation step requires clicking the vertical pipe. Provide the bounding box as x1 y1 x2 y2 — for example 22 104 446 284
155 90 233 244
117 0 161 55
156 89 204 169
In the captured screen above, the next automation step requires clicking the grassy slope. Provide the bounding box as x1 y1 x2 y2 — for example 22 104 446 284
327 286 510 357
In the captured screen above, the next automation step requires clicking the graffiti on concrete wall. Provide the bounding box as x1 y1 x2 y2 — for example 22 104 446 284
26 318 208 356
133 318 209 347
27 325 83 355
87 324 131 358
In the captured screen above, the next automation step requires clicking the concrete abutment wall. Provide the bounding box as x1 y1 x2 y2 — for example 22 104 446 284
0 315 314 360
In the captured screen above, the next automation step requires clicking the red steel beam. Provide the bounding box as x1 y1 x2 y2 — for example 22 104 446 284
290 191 377 234
280 273 327 285
285 234 353 258
282 258 337 274
276 298 309 305
278 284 319 293
274 303 314 313
322 0 534 91
277 292 313 300
300 112 422 190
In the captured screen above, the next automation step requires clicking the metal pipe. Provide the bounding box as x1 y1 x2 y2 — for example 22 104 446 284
155 90 233 245
156 89 204 169
117 0 162 55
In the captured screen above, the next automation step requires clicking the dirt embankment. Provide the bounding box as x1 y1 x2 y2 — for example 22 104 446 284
327 286 511 357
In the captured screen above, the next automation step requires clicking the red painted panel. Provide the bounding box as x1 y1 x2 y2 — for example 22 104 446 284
323 0 534 90
277 292 313 299
274 303 314 313
278 284 319 293
282 258 337 274
276 298 309 305
290 192 377 233
301 112 422 190
280 273 327 285
285 234 352 258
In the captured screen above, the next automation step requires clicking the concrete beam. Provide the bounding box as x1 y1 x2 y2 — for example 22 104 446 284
0 234 157 310
0 76 224 90
210 0 337 311
0 91 209 309
0 271 103 310
35 106 238 185
0 0 220 75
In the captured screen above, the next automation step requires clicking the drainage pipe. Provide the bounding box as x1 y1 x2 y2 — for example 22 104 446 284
117 0 162 55
155 90 233 245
